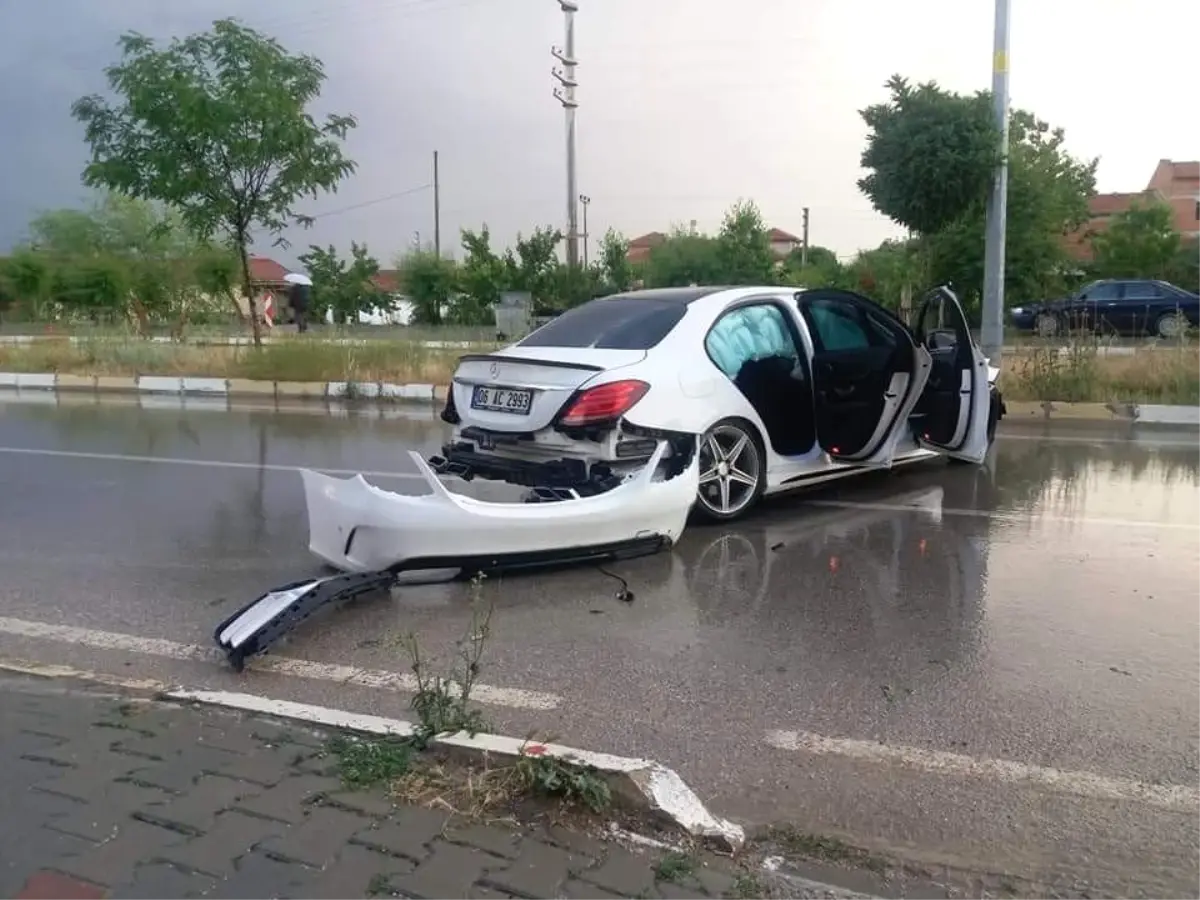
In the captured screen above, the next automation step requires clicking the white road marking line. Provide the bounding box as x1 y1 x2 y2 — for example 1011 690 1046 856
803 499 1199 531
0 445 425 480
765 730 1199 812
0 616 560 711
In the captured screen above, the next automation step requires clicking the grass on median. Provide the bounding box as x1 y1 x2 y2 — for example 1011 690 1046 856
998 340 1199 404
0 336 467 386
1 332 1196 404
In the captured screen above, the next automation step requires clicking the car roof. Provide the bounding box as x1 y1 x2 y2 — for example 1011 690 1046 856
599 286 750 305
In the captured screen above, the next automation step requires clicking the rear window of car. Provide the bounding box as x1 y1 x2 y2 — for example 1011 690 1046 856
518 297 687 349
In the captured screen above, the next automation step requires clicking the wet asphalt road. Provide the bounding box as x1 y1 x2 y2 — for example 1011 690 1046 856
0 394 1197 896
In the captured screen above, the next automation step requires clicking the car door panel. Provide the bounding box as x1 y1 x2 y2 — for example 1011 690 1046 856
798 289 929 466
910 287 990 462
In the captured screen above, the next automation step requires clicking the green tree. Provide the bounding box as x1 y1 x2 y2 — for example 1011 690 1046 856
597 228 634 292
858 75 998 236
1165 238 1199 294
1090 200 1182 280
923 109 1096 307
508 227 564 304
781 244 843 288
457 227 508 320
71 18 357 345
643 226 725 288
716 199 776 284
298 242 382 324
399 250 458 325
24 192 237 334
0 250 52 319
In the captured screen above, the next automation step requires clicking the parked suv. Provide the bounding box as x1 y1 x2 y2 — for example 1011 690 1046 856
1009 279 1199 338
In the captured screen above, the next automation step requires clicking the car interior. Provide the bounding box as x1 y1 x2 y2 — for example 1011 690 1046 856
704 303 816 455
799 292 913 458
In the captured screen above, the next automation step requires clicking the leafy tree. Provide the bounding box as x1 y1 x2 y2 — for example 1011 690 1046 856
1165 238 1199 294
643 226 725 288
71 18 358 345
1090 200 1182 280
597 228 634 292
399 250 458 325
0 250 51 319
923 109 1096 307
858 75 998 235
780 244 844 289
716 199 776 284
458 227 508 319
22 192 238 334
508 227 564 304
298 242 382 324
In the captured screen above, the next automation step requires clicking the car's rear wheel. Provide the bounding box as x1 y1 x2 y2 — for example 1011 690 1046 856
1035 312 1060 338
1155 310 1188 340
692 419 766 523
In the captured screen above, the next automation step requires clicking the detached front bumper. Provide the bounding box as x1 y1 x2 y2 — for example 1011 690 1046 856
213 440 698 670
302 440 698 574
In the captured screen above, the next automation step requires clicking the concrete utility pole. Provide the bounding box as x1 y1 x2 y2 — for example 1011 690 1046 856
980 0 1012 364
801 207 810 267
433 150 441 257
579 194 591 267
552 0 580 268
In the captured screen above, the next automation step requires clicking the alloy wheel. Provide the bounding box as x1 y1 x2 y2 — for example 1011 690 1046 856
696 423 762 519
1035 313 1059 338
1156 311 1186 340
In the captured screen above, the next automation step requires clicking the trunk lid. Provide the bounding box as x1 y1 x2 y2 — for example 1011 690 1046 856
452 346 646 432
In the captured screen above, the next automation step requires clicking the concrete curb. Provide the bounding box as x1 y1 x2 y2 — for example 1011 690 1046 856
1003 399 1200 426
0 371 449 405
0 658 745 853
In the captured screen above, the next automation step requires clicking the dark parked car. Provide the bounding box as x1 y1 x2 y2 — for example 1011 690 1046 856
1009 279 1199 339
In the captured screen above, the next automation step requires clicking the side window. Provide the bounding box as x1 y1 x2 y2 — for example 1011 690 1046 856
807 299 896 353
1086 283 1121 301
1123 281 1161 300
705 304 799 378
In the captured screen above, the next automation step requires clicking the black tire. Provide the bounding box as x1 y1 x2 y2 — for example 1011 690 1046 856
691 418 767 524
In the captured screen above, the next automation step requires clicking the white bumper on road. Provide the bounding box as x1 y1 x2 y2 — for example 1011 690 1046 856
301 441 700 573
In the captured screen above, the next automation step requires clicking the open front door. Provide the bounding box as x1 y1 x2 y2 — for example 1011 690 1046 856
909 286 991 464
797 290 932 468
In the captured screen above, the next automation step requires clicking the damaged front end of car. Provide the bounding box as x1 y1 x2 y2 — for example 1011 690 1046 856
213 436 699 671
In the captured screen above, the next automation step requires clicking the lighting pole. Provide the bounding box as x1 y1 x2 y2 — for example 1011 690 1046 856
579 194 591 267
552 0 580 268
980 0 1011 364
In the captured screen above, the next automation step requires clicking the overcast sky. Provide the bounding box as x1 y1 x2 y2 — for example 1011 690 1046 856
1 0 1196 271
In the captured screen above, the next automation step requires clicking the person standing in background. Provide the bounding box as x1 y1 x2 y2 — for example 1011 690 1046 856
288 277 311 333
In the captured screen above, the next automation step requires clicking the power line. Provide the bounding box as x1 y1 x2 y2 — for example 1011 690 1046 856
310 183 432 220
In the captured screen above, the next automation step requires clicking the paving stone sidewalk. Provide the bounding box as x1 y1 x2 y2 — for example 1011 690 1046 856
0 674 752 900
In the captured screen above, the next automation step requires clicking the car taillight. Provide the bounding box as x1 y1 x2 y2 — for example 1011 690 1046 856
558 379 649 427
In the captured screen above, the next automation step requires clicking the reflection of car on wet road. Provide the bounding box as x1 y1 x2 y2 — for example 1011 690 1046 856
438 284 1003 523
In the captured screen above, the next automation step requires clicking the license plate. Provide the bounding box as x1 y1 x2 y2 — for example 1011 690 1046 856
471 385 533 414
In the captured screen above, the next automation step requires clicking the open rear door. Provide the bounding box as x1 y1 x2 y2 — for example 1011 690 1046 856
909 287 991 464
797 289 932 468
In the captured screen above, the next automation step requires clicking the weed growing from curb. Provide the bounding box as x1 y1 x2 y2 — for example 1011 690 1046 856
513 750 612 813
401 572 494 747
653 850 697 883
727 871 766 899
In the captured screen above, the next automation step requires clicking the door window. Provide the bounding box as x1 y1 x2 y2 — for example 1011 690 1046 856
1122 281 1161 300
705 304 799 378
806 298 897 353
1081 282 1121 301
